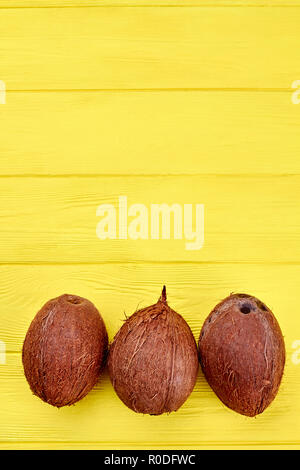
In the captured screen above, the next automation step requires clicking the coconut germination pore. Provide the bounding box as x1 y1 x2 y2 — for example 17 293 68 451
198 293 285 417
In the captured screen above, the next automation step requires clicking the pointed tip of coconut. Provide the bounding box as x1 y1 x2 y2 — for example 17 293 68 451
159 285 167 303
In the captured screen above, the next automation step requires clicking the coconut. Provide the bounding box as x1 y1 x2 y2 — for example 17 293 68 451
108 286 199 415
198 293 285 417
22 294 108 407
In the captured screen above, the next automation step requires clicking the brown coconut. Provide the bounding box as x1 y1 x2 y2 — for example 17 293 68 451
22 294 108 407
108 286 199 415
198 293 285 417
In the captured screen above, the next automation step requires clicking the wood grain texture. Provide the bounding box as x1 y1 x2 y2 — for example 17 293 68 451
0 175 299 264
1 91 300 176
0 353 297 449
1 7 300 89
1 0 299 450
0 263 298 448
0 263 297 352
2 1 300 7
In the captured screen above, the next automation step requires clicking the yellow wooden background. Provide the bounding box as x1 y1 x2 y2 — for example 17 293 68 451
0 0 300 450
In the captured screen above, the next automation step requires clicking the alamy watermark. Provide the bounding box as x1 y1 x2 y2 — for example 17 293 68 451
291 340 300 365
0 341 6 364
96 196 204 251
104 453 196 467
291 80 300 104
0 81 6 104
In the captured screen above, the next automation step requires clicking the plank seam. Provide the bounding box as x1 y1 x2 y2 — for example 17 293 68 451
0 261 299 266
6 88 293 93
1 4 300 8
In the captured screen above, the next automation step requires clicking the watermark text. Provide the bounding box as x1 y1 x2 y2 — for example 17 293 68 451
0 81 5 104
291 80 300 104
0 341 6 364
96 196 204 251
291 340 300 365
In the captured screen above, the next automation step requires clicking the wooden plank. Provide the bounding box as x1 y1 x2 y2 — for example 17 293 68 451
1 7 300 89
1 91 300 176
1 1 300 6
0 263 298 351
0 263 298 448
0 352 298 448
0 175 299 264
